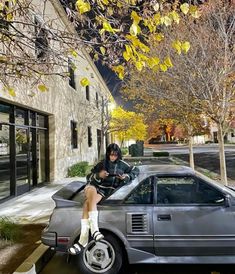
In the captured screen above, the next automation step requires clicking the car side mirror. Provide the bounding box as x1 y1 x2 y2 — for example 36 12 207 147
225 195 231 207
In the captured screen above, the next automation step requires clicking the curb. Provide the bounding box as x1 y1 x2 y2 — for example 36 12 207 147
13 244 55 274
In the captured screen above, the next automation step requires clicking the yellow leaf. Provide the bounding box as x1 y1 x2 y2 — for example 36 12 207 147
154 33 164 42
8 87 16 97
107 7 114 16
161 16 172 27
154 13 161 25
101 0 109 5
117 2 123 8
94 53 99 60
130 22 140 36
6 13 13 21
147 57 160 69
131 11 141 24
100 46 106 55
70 50 78 58
172 40 182 55
103 21 115 33
112 65 124 80
190 6 200 18
160 64 168 72
153 3 160 11
80 77 90 87
76 0 91 14
180 3 189 15
138 41 150 53
170 11 180 24
38 84 48 92
123 51 131 61
125 45 132 55
181 41 190 53
164 56 173 67
135 61 145 72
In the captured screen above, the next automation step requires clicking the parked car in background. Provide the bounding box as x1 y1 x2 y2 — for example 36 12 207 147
42 165 235 274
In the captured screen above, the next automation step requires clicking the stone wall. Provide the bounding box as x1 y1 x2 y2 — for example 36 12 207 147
0 0 112 180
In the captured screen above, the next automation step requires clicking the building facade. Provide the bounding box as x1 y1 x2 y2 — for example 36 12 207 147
0 0 113 202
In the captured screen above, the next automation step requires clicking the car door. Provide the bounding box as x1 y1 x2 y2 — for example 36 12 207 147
123 177 154 254
153 175 235 256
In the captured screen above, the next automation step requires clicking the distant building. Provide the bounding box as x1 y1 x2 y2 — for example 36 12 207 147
0 0 113 202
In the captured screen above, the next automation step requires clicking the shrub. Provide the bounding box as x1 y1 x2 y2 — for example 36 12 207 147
68 161 91 177
153 151 169 157
0 217 21 242
205 140 213 144
121 147 129 156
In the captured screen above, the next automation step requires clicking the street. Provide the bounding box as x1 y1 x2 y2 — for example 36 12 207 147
40 252 233 274
147 144 235 181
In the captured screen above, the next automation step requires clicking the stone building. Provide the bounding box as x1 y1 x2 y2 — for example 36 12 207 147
0 0 113 201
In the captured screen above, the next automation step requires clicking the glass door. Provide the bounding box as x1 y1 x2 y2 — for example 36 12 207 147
16 127 30 195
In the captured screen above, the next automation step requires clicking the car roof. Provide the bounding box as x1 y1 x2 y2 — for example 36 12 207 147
105 164 195 202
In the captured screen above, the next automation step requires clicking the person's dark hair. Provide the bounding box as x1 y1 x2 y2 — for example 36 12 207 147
103 143 122 170
105 143 122 160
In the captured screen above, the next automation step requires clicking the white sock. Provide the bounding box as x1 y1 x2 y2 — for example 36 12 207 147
88 211 99 235
78 219 90 247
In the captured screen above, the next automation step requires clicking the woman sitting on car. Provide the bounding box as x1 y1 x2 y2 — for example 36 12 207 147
68 143 139 255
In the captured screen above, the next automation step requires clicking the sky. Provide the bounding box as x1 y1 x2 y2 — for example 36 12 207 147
95 61 126 107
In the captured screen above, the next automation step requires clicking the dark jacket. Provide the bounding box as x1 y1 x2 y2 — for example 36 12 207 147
86 159 139 189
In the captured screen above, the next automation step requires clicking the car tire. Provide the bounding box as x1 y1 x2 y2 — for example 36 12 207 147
76 233 123 274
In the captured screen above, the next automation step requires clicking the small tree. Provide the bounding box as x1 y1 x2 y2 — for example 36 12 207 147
110 106 147 146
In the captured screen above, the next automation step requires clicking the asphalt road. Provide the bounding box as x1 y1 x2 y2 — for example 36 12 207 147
40 252 233 274
147 144 235 181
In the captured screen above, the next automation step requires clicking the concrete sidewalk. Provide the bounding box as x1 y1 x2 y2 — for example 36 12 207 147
0 176 86 225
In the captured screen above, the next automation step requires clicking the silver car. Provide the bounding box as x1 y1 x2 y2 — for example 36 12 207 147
41 165 235 274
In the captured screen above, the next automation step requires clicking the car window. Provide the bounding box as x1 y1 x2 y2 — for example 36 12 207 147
156 176 225 205
124 177 153 204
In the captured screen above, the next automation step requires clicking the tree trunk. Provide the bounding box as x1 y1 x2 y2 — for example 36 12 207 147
217 123 227 185
188 136 195 170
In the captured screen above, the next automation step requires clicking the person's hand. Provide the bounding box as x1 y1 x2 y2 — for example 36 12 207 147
117 174 127 180
99 170 109 179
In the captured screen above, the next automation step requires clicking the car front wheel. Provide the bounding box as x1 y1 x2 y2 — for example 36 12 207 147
77 234 123 274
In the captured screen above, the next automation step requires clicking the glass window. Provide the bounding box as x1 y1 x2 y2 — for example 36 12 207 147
88 126 92 147
35 16 49 59
0 104 10 123
71 121 78 149
68 58 76 89
0 124 10 200
29 111 36 126
124 178 153 204
86 86 90 101
15 108 27 126
157 176 225 205
37 114 46 128
37 129 46 183
96 92 99 108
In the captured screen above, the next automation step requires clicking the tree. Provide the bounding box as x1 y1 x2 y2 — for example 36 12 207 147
0 0 200 92
123 0 235 181
110 106 147 146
